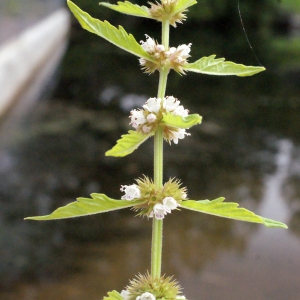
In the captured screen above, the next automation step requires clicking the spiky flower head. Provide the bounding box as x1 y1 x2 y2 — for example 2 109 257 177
149 0 187 27
139 35 191 74
123 272 185 300
121 176 187 219
129 96 190 145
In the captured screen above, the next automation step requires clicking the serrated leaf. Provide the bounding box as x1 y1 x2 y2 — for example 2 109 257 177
162 113 202 129
99 1 151 19
180 198 288 229
67 0 154 61
25 194 141 220
106 130 153 157
103 290 123 300
173 0 198 15
184 55 265 77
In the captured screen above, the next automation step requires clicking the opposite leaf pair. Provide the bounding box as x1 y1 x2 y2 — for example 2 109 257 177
25 176 287 228
67 1 265 77
106 96 201 157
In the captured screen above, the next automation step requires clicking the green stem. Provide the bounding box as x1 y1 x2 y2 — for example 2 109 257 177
162 19 170 49
151 20 170 279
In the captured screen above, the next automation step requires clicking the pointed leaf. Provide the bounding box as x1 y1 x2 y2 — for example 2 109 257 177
184 55 265 77
99 1 151 19
162 113 202 129
173 0 198 15
67 0 154 61
106 130 153 157
25 194 141 220
261 217 288 228
181 198 287 228
104 290 123 300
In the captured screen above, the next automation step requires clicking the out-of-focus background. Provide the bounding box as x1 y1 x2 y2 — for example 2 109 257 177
0 0 300 299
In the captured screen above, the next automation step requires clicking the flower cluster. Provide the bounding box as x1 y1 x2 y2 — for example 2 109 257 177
120 273 186 300
139 35 191 74
120 176 187 219
149 0 187 27
130 96 190 144
149 196 179 220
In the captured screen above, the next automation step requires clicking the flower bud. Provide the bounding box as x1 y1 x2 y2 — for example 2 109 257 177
146 113 157 123
137 292 156 300
142 125 152 133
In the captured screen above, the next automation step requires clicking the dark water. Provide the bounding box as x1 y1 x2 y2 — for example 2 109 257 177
1 8 300 300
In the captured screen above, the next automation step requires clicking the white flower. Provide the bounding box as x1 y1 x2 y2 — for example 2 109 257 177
156 44 165 53
121 290 130 300
152 203 167 220
163 96 180 112
137 292 156 300
163 197 179 212
120 184 141 200
140 35 156 53
130 109 147 128
173 105 189 117
175 296 186 300
146 113 157 123
143 97 161 114
176 43 192 58
170 128 191 144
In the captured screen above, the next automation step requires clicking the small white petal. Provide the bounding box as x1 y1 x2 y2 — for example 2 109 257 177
140 292 156 300
142 125 151 133
121 184 141 201
139 58 146 66
121 290 130 300
169 47 176 54
130 110 147 127
173 105 189 117
143 97 161 114
177 43 191 57
170 129 190 144
153 203 167 219
164 96 180 112
156 44 165 53
163 197 178 211
140 35 156 53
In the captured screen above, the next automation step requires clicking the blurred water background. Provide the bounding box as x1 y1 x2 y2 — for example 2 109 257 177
0 0 300 299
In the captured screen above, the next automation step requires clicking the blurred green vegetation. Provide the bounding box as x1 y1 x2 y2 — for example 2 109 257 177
280 0 300 13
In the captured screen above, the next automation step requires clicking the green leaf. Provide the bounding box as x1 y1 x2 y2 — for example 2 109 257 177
25 194 140 220
103 290 123 300
67 0 154 61
184 55 265 77
162 113 202 129
180 198 288 229
99 1 151 19
173 0 198 15
106 130 153 157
